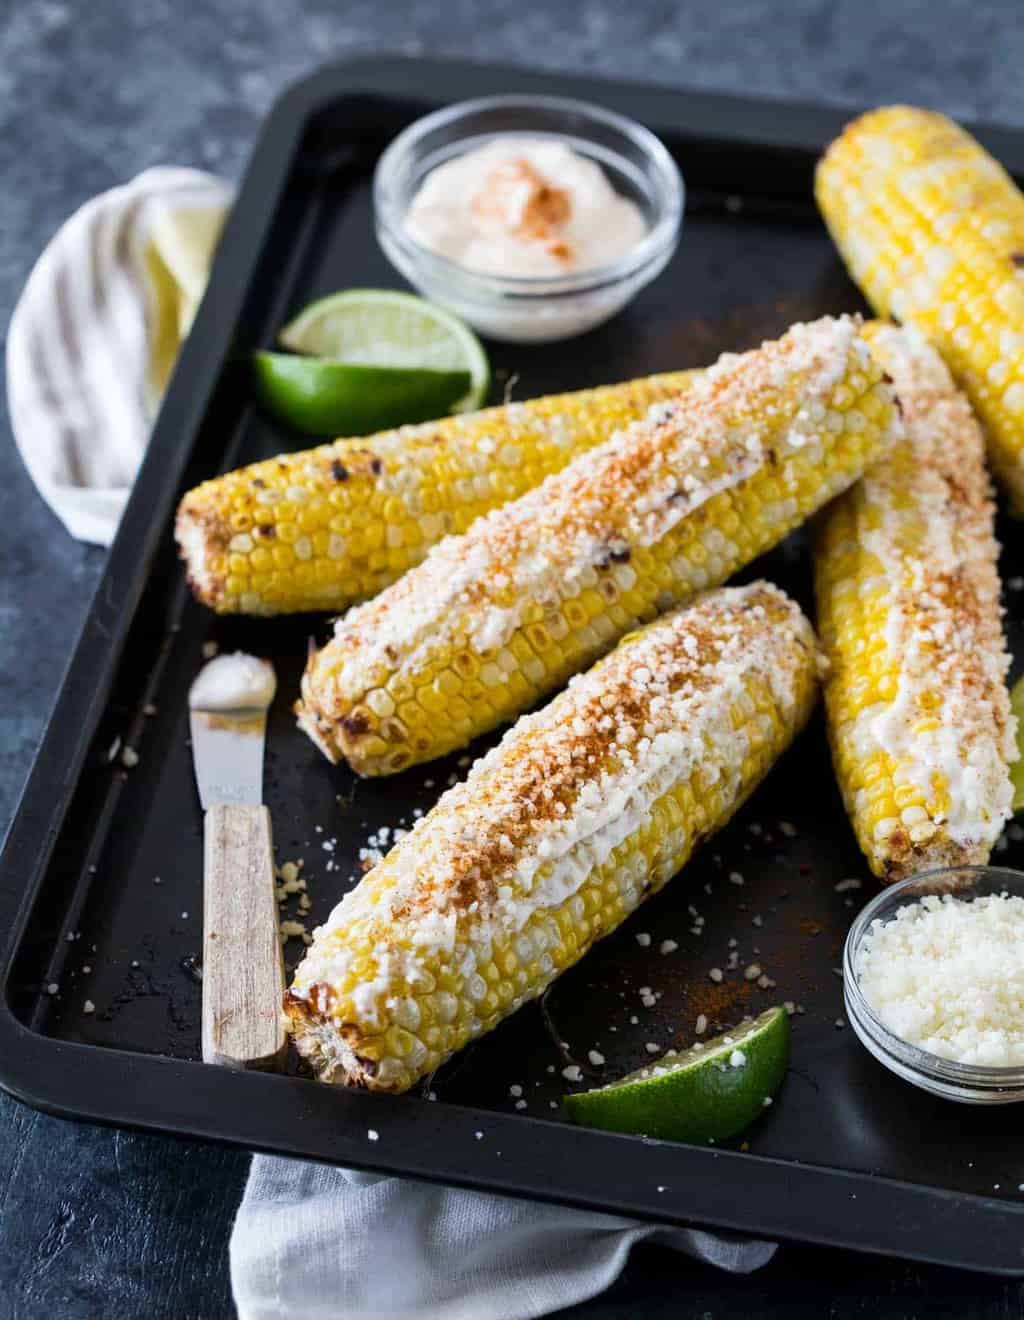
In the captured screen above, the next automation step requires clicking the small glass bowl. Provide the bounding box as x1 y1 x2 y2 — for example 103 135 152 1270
843 866 1024 1105
373 95 684 344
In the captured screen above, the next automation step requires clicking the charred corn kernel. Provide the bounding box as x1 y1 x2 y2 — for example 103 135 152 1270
285 582 819 1091
816 105 1024 509
814 322 1016 882
176 372 694 615
298 315 895 775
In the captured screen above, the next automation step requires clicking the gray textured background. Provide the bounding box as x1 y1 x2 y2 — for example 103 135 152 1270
1 1 1023 1316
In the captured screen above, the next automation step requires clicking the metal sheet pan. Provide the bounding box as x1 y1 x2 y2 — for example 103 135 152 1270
3 57 1023 1273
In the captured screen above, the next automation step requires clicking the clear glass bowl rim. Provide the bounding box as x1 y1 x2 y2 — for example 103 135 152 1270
843 864 1024 1095
372 93 685 297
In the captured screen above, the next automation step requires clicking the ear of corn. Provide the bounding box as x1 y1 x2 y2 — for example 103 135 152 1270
298 315 896 776
176 372 694 615
816 105 1024 510
285 582 820 1093
814 322 1016 882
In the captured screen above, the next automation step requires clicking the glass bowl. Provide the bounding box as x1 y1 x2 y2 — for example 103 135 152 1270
373 94 684 344
843 866 1024 1105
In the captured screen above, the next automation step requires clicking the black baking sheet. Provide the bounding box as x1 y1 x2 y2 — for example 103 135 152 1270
2 58 1024 1272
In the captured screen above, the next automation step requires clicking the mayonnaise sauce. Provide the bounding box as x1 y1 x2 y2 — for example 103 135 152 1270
189 652 277 711
405 137 648 278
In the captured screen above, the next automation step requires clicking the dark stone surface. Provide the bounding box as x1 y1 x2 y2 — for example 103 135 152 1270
1 1 1023 1315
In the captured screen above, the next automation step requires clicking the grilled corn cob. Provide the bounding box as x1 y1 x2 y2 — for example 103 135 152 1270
816 105 1024 509
815 322 1016 882
298 315 895 775
176 372 694 615
286 582 819 1091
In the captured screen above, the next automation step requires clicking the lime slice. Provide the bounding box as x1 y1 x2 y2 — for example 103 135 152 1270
1011 675 1024 813
254 352 472 437
564 1006 790 1145
279 289 489 413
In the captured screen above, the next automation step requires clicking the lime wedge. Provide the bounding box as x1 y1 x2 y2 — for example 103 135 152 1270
279 288 489 413
254 352 472 436
564 1006 790 1144
1011 675 1024 813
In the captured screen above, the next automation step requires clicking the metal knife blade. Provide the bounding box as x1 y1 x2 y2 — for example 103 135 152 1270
188 654 277 808
189 709 267 809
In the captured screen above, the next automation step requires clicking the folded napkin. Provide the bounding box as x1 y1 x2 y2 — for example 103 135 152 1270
230 1159 775 1320
9 168 777 1318
6 166 232 544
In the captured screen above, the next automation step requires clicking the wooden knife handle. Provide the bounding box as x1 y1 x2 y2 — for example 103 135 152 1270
201 802 287 1070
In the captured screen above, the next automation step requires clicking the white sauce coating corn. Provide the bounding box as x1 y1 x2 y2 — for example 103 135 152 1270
815 322 1015 881
286 583 820 1092
299 315 894 774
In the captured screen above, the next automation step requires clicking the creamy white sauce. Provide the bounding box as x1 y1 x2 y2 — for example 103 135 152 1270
405 137 648 278
189 652 276 711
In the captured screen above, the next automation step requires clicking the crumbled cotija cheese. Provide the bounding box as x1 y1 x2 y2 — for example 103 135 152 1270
856 893 1024 1065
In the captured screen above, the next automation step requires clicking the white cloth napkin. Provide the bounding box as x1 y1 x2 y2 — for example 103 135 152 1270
6 166 232 544
9 168 778 1318
231 1158 775 1320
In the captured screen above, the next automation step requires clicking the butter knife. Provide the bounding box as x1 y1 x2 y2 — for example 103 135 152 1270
188 652 286 1071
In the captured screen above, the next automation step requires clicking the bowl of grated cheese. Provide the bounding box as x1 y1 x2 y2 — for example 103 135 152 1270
844 866 1024 1104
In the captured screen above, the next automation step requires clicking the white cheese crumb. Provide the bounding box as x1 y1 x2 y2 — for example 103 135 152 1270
856 893 1024 1064
367 1129 379 1141
645 1042 660 1055
695 1014 708 1034
46 983 58 996
562 1064 582 1082
514 1099 527 1110
83 1000 95 1014
635 932 652 947
743 963 762 981
202 640 219 659
120 746 139 769
729 1049 747 1068
509 1084 523 1097
835 878 863 893
588 1049 605 1067
659 939 678 955
474 1131 484 1140
709 967 723 983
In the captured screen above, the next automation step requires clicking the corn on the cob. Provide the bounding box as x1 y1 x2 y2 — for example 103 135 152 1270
814 322 1016 882
285 582 819 1091
298 315 895 775
816 105 1024 509
175 372 695 615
